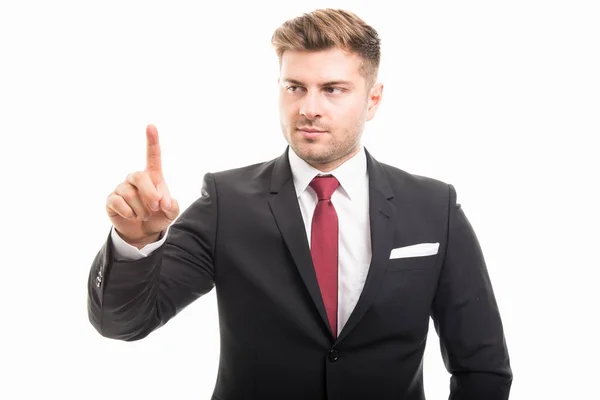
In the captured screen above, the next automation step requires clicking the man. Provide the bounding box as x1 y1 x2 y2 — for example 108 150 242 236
88 8 512 400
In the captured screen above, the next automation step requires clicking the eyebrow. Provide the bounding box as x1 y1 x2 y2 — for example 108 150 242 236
282 78 355 88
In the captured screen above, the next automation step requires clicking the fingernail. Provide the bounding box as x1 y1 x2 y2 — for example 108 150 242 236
163 199 172 211
151 201 159 211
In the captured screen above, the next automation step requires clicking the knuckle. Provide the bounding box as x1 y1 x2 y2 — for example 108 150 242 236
127 171 141 184
115 182 128 193
107 196 131 217
118 185 138 202
105 198 115 212
106 194 118 208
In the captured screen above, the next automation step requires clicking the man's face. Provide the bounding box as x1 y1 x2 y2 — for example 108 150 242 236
278 47 383 171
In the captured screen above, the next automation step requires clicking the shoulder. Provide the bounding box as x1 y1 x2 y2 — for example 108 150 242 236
379 161 449 190
372 157 457 208
212 158 276 180
200 155 280 194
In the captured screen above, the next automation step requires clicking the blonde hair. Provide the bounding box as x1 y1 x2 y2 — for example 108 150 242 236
271 8 381 87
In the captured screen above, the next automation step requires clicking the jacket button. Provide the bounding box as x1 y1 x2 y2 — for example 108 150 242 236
328 349 339 362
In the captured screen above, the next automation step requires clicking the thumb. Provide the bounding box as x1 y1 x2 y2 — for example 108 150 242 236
157 181 179 219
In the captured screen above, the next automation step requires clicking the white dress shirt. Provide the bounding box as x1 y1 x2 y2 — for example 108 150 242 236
110 146 372 336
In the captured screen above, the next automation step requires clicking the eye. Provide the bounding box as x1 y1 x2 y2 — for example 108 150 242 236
325 87 344 94
286 86 303 92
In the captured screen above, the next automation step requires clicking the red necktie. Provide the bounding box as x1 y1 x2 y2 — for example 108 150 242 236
309 175 340 338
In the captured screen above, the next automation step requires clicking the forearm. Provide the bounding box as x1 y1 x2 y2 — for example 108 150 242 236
88 174 218 341
87 234 166 341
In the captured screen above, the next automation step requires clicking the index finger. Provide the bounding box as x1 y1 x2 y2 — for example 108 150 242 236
145 124 163 179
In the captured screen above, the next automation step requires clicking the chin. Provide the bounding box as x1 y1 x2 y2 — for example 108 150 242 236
293 143 334 163
287 129 334 157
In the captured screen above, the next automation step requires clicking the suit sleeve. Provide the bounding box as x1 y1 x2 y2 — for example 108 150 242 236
87 173 218 341
431 184 513 399
109 225 169 261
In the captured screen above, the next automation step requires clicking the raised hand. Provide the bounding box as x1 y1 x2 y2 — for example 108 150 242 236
105 124 180 248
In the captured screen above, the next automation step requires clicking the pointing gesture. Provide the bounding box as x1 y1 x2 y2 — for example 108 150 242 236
106 125 180 248
146 124 164 182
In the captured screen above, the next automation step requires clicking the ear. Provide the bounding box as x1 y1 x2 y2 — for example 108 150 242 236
366 82 383 121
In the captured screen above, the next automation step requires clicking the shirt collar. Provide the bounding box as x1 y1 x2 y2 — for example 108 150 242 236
287 145 367 200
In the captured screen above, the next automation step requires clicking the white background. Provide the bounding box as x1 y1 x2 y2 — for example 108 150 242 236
1 1 599 399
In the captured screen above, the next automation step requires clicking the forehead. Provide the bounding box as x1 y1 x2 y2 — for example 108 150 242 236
280 48 364 84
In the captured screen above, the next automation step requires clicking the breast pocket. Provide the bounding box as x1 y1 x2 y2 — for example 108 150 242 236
386 253 439 271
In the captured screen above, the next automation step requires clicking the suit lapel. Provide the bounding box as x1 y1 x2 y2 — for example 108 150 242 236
267 147 408 342
335 149 399 343
267 149 333 336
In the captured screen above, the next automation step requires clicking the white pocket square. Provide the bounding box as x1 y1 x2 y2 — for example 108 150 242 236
389 242 440 259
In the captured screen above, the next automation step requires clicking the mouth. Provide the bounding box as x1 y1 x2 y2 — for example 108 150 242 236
297 128 327 140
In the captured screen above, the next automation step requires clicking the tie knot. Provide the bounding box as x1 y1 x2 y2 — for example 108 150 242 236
309 175 340 200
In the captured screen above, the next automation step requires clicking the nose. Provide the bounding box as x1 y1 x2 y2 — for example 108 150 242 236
299 91 322 120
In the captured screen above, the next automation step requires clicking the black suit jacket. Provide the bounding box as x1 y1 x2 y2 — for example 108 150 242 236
88 147 512 399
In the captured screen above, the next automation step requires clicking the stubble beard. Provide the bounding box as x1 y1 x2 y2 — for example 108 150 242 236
284 125 363 168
